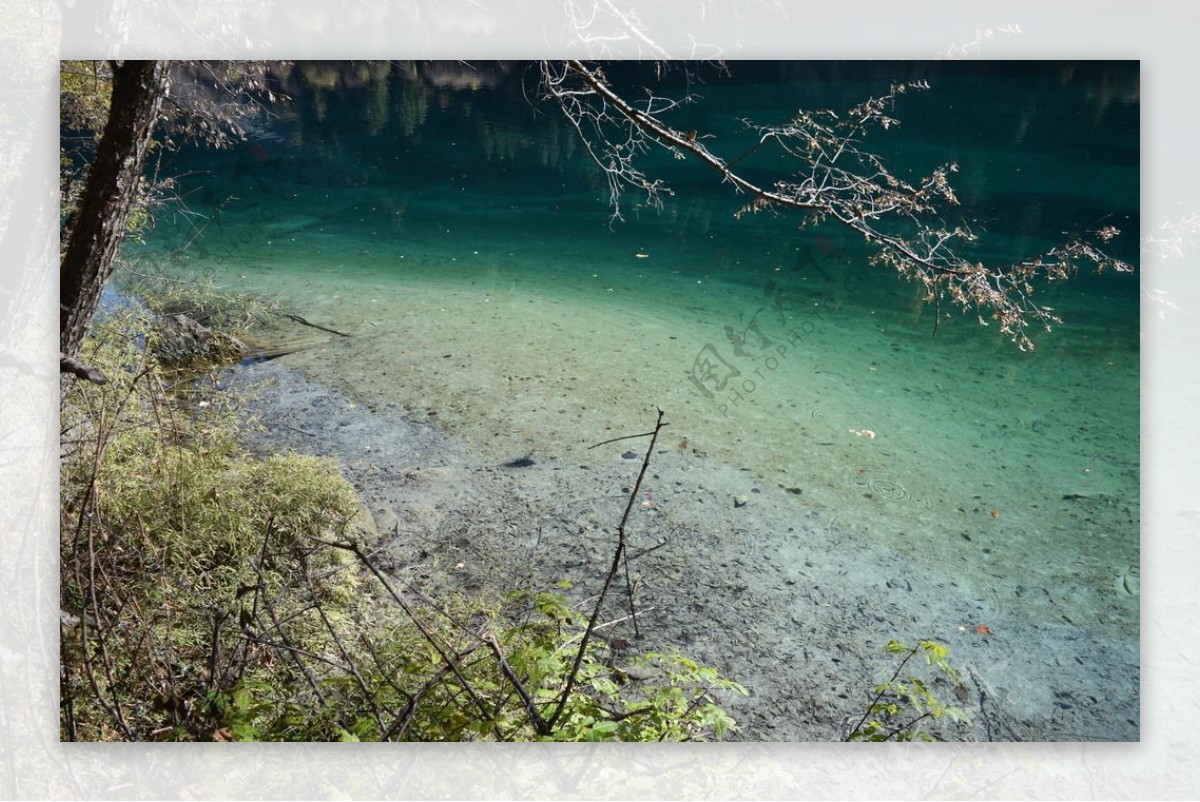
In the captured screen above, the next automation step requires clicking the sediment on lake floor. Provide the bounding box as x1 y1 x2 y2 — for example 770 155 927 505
222 357 1140 742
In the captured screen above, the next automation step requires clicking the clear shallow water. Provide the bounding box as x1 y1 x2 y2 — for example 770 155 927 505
125 61 1139 646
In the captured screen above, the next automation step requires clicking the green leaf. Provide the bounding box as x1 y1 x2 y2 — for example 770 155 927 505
591 720 619 736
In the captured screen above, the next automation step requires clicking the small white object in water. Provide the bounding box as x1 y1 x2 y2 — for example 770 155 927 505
848 428 876 440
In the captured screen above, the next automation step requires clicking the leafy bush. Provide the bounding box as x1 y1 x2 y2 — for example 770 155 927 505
844 639 972 742
487 590 745 742
60 308 744 742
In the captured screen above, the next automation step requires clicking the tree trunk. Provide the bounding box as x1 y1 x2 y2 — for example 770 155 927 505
60 59 170 372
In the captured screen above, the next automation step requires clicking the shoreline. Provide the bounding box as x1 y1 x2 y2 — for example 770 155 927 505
223 357 1139 742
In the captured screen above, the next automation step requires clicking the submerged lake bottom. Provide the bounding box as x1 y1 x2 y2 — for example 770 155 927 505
223 352 1137 742
155 227 1139 740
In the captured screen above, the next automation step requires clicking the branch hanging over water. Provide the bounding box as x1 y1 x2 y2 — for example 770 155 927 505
541 60 1135 350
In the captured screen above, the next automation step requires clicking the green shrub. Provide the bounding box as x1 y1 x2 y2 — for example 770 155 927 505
61 308 744 742
486 590 746 742
844 639 972 742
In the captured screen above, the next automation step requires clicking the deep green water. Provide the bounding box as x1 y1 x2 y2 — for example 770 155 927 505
126 61 1140 648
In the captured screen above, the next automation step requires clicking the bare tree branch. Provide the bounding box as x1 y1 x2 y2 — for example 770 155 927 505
547 407 667 732
541 60 1135 350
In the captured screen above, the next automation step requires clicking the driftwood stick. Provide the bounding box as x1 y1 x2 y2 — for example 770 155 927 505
586 426 667 450
278 312 353 337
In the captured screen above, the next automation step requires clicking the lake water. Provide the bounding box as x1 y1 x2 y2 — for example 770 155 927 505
122 60 1140 735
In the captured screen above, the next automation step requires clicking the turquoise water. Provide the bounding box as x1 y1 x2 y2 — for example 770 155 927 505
126 61 1139 649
